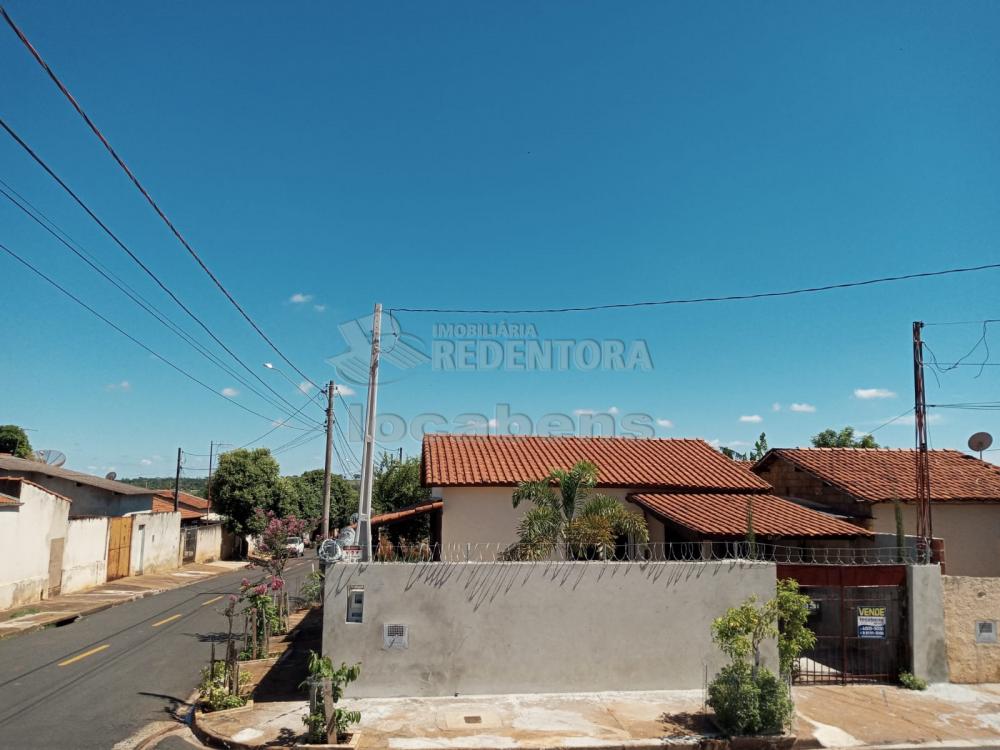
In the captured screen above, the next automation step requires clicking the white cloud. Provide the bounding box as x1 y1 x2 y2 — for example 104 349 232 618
140 458 153 466
573 408 596 416
707 438 721 448
727 440 751 448
772 403 782 412
313 304 326 312
487 418 498 428
106 380 131 392
221 387 240 398
790 403 816 413
885 413 943 427
298 381 315 395
334 384 356 397
608 406 620 415
739 415 763 423
855 388 896 400
656 418 674 428
289 292 313 304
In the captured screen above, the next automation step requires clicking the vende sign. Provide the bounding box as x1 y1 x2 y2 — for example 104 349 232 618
857 605 887 639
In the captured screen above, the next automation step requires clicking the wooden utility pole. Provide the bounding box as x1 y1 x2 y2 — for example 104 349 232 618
173 446 182 512
357 304 383 562
912 321 933 562
321 381 335 540
206 441 215 513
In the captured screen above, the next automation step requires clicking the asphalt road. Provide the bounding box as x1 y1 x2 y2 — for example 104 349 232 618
0 555 317 749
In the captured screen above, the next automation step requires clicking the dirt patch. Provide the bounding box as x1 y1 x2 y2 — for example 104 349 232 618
660 711 716 737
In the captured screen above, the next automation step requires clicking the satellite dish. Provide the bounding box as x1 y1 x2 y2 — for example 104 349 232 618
33 449 67 467
105 471 117 480
968 432 994 454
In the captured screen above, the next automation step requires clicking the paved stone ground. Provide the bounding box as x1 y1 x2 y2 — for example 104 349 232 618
0 560 247 639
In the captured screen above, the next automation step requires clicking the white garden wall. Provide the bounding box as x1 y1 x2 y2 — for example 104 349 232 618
60 517 110 594
129 511 181 575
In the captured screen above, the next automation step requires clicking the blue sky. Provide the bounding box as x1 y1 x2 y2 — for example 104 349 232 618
2 1 998 478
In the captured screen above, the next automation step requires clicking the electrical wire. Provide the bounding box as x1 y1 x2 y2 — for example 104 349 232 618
389 262 1000 315
0 180 320 429
0 115 319 420
867 407 916 435
235 397 325 450
1 5 321 391
0 241 293 425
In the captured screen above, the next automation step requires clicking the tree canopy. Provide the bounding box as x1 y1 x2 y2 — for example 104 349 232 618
284 469 359 531
209 448 290 536
811 426 879 448
372 454 429 514
0 425 33 459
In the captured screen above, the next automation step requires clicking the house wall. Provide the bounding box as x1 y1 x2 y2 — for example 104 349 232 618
942 575 1000 683
324 559 778 697
128 511 181 575
872 503 1000 577
0 484 70 610
194 523 223 563
754 460 871 519
436 486 647 558
61 517 110 594
0 469 156 517
907 564 949 683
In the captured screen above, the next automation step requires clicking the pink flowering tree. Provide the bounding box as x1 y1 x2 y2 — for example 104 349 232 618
254 510 308 579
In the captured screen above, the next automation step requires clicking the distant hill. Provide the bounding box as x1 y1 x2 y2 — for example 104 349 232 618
119 476 209 495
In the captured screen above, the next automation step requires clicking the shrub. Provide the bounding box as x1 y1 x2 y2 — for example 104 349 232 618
899 671 928 690
198 661 249 712
301 651 361 744
300 570 325 606
707 663 792 736
756 668 794 732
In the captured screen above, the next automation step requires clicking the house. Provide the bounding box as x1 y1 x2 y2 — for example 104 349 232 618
0 454 159 516
420 434 868 559
753 447 1000 576
152 489 211 523
0 477 71 610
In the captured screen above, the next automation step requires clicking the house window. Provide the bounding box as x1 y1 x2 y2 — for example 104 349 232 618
976 620 997 644
346 586 364 623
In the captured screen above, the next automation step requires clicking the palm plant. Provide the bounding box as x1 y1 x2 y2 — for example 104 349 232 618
507 461 648 560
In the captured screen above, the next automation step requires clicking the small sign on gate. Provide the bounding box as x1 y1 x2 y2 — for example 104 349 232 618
857 605 887 639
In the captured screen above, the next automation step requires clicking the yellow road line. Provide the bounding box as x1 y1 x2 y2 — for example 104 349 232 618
58 644 109 667
201 595 223 607
151 613 183 627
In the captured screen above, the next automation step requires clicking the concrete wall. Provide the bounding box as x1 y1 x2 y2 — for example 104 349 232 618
194 523 223 563
0 483 70 610
437 486 647 558
0 469 157 517
942 575 1000 683
60 517 110 594
128 511 181 575
872 503 1000 577
907 564 949 683
324 560 778 697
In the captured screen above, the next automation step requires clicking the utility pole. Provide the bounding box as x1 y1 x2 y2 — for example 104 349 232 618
398 446 403 463
173 446 182 513
321 381 335 540
912 321 933 562
206 441 215 513
357 303 383 562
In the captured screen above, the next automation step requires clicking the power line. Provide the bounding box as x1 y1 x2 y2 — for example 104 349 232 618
0 241 293 425
0 115 317 421
0 180 320 429
867 407 915 435
1 5 321 391
391 262 1000 315
235 397 326 450
924 318 1000 327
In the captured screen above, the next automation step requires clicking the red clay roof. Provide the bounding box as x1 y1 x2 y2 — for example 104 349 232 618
422 435 772 491
630 492 871 538
154 490 209 510
757 448 1000 503
371 500 443 527
152 491 208 520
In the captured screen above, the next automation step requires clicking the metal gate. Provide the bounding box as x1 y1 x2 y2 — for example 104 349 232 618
182 526 198 563
107 516 133 580
794 584 906 685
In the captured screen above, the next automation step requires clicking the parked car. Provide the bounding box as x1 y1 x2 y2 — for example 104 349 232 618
286 536 305 557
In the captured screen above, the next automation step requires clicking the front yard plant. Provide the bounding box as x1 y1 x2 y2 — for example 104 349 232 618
198 660 250 712
707 579 813 736
301 651 361 744
899 671 928 690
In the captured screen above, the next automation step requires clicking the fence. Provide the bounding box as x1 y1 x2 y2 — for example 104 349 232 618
357 540 926 565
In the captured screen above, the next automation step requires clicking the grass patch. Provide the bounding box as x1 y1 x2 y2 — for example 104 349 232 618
7 607 41 620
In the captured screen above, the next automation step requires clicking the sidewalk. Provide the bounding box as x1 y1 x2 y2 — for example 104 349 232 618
190 683 1000 750
0 559 246 639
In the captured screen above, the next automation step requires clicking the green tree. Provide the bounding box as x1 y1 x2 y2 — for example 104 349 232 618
749 432 769 461
811 426 879 448
284 469 359 530
209 448 290 536
508 460 649 559
0 425 33 459
372 453 430 513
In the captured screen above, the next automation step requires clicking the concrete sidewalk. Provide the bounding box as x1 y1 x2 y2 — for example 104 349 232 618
0 559 247 639
189 684 1000 750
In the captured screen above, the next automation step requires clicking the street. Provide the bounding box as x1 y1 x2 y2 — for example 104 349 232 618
0 555 316 749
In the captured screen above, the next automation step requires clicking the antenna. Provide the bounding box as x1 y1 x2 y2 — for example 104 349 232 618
105 471 117 480
33 449 67 467
968 432 994 459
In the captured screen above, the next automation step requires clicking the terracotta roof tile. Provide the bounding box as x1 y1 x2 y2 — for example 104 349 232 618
422 435 771 491
152 493 206 520
758 448 1000 503
371 500 443 527
630 492 871 538
154 490 209 511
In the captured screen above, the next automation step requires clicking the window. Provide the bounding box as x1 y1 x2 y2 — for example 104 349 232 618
976 620 997 644
346 586 364 623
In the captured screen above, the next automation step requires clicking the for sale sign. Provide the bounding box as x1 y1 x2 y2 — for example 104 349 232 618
857 605 887 639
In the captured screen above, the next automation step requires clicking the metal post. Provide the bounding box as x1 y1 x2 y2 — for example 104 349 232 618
173 447 182 512
356 304 382 562
912 321 933 562
207 441 215 514
321 381 335 540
